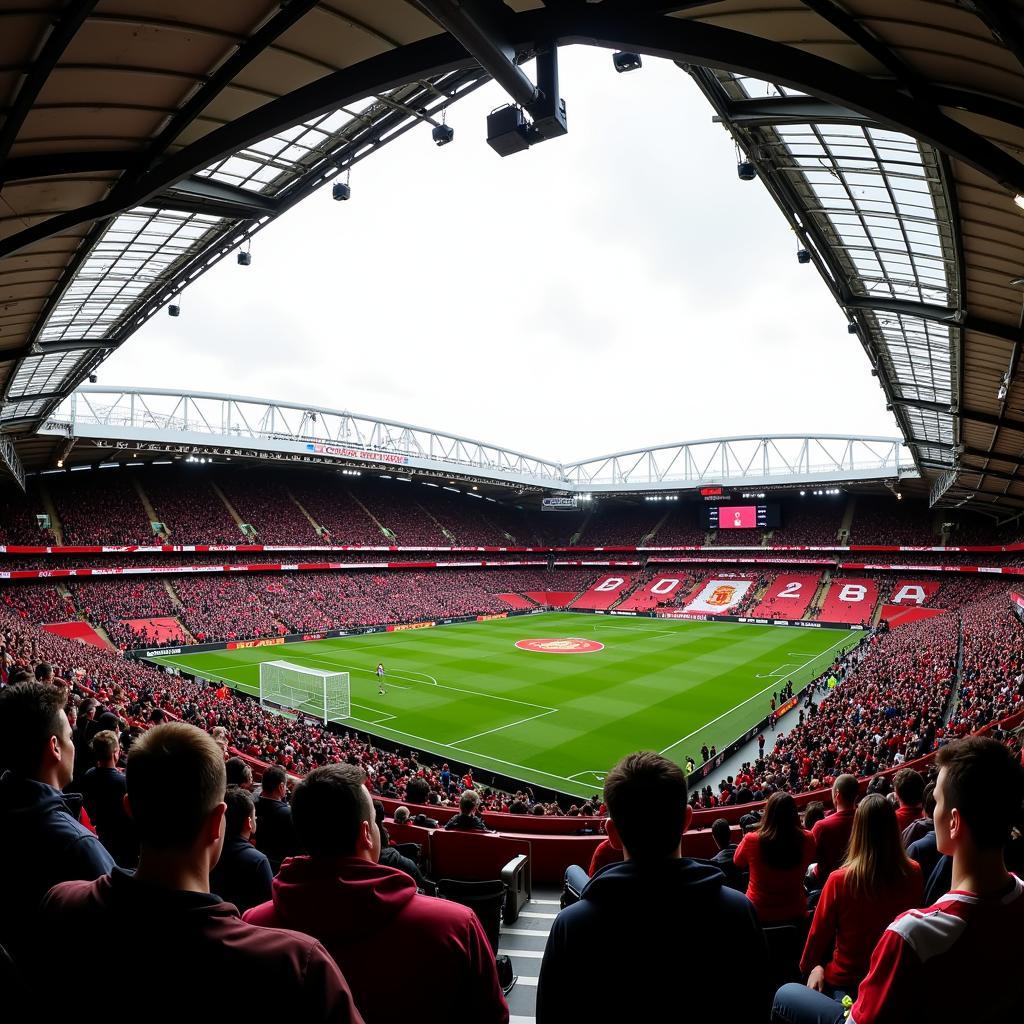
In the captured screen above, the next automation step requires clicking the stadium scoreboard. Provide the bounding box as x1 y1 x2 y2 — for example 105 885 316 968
706 503 780 530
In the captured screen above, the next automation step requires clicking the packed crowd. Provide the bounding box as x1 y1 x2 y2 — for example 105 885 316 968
48 472 150 546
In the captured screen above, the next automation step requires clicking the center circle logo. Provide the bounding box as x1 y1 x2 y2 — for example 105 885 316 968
515 638 605 654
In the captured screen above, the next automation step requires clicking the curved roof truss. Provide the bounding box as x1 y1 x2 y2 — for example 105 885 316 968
3 1 1024 512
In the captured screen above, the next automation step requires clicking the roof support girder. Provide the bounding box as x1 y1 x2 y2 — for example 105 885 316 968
142 175 278 220
3 150 137 183
717 95 878 127
4 6 1024 263
844 296 1020 346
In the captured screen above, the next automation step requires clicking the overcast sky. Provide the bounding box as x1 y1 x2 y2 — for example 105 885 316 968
102 47 900 463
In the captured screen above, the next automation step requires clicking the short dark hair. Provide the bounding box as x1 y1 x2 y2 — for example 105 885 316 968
262 765 287 794
224 786 255 836
711 817 731 848
604 751 688 862
126 723 226 848
405 776 430 804
834 774 858 804
937 737 1024 850
894 768 925 806
291 763 370 857
34 662 53 682
225 756 252 787
0 682 68 775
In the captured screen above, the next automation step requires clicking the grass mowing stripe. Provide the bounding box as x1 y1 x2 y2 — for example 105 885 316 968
150 613 862 798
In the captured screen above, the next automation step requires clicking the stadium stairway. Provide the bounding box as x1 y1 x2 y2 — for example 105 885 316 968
498 887 561 1022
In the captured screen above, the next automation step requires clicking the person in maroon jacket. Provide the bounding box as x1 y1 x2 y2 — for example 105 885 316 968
244 763 508 1024
24 723 363 1024
810 773 858 886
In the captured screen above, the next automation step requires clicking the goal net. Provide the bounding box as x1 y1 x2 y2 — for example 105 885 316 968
258 661 350 724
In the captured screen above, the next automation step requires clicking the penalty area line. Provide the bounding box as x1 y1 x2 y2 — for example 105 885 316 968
447 708 558 746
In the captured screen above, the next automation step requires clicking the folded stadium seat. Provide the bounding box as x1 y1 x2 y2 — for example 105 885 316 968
437 878 518 995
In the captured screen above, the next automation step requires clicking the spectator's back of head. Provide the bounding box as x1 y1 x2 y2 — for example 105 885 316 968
935 737 1024 851
894 767 925 807
459 789 480 815
126 722 226 850
711 817 732 850
291 763 376 858
604 751 689 862
224 785 256 838
34 662 53 685
405 775 430 804
844 793 915 897
225 756 252 788
0 682 72 782
833 773 858 807
393 805 410 824
758 792 804 869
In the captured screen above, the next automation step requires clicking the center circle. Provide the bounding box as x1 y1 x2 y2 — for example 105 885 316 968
515 637 605 654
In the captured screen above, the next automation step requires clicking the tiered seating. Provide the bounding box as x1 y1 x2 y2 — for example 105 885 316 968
849 498 936 545
769 501 844 546
119 617 187 647
358 484 446 545
496 593 536 609
146 473 241 544
650 505 705 545
1 583 76 623
750 573 821 619
287 479 382 543
617 571 694 611
48 471 150 544
0 483 55 544
816 576 879 624
218 474 319 543
576 506 662 545
571 573 633 610
70 580 178 650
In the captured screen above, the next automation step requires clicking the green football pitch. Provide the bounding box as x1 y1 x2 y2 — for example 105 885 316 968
149 613 860 799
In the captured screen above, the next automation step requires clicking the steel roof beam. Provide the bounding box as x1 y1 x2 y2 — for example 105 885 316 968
0 0 99 178
843 297 1019 346
717 95 878 127
970 2 1024 75
3 149 137 183
141 175 279 220
415 0 541 111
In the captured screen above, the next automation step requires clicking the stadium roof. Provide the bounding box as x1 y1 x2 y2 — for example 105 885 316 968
2 2 1024 514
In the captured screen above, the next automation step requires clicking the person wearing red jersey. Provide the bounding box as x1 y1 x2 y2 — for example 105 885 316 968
891 767 925 834
771 736 1024 1023
810 774 858 886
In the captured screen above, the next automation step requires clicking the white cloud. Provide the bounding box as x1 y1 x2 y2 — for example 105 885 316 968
101 46 899 462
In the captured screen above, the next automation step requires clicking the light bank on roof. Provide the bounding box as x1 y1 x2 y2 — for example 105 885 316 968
42 386 916 496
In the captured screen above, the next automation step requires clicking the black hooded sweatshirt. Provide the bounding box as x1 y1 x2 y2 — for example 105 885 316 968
537 858 771 1023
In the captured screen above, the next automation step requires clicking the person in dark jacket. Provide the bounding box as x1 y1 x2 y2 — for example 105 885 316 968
372 799 430 891
255 765 298 870
210 786 273 913
24 723 362 1023
80 729 137 867
537 751 770 1023
0 682 114 963
709 816 746 891
443 789 494 832
244 763 507 1024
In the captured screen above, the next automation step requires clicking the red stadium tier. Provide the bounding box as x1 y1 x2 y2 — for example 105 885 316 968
816 576 880 624
750 573 822 620
570 573 634 610
617 571 694 612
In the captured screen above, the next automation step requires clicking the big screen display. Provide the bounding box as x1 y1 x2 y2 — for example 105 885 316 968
706 503 780 530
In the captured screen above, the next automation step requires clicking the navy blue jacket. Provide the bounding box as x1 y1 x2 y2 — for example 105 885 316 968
907 830 941 883
211 835 274 914
254 796 298 870
537 858 770 1023
0 772 114 962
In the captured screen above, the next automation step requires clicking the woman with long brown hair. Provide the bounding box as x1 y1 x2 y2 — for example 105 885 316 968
799 793 923 998
734 791 816 924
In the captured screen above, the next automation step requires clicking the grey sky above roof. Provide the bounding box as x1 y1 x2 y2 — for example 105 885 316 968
99 48 899 461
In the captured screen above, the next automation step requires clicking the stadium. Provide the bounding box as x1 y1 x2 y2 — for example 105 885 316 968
2 4 1024 1022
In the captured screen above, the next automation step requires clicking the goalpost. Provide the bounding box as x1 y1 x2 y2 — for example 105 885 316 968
259 661 350 724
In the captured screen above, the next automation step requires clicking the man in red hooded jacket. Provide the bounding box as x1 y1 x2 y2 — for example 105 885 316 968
244 763 508 1024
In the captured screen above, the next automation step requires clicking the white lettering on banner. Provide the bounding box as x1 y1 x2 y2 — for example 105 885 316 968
650 577 683 595
594 577 625 592
892 584 927 605
838 584 867 602
779 581 802 598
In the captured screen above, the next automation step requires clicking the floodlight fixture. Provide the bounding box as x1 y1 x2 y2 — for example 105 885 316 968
612 51 643 73
88 374 97 383
998 382 1009 401
797 249 811 264
848 323 859 334
1015 194 1024 211
169 303 180 317
237 250 251 266
737 161 756 181
332 181 351 201
486 104 531 157
432 123 454 146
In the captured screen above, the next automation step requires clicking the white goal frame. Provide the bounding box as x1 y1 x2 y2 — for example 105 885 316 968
258 660 350 724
